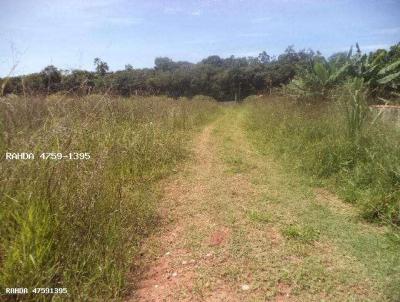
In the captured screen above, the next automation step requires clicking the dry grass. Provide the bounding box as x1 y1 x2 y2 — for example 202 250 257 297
2 96 399 301
0 94 219 301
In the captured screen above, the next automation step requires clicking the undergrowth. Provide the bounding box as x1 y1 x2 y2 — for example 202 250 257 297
0 94 219 301
244 96 400 227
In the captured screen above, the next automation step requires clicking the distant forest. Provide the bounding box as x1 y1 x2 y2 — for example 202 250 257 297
1 43 399 101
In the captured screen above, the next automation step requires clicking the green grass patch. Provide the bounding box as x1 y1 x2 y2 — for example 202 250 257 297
243 97 400 300
282 225 320 243
247 210 271 223
244 97 400 226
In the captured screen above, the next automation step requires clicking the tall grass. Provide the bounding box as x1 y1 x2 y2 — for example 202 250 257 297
244 95 400 226
0 95 219 301
339 78 370 138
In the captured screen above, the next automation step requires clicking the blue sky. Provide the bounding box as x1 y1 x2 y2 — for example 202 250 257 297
0 0 399 76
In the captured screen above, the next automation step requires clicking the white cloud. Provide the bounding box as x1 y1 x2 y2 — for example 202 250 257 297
373 27 400 35
40 0 123 16
163 7 183 14
106 17 143 26
36 0 143 30
238 32 270 38
237 51 260 57
191 10 202 16
183 38 220 45
251 17 273 24
163 6 202 16
331 43 391 54
362 44 391 51
219 50 260 58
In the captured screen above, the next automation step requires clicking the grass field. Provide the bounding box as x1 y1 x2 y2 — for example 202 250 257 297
129 105 400 301
244 96 400 226
1 95 400 301
0 95 219 301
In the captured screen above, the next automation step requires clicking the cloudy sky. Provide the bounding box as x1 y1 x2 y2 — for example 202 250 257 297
0 0 399 76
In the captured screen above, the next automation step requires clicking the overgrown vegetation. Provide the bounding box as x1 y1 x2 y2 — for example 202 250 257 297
0 46 317 101
243 42 400 226
2 43 398 103
1 40 399 300
0 95 218 301
245 95 400 226
284 43 400 102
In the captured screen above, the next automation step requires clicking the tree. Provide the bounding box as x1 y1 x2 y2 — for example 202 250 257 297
154 57 176 72
2 42 399 101
94 57 109 76
41 65 61 93
258 51 271 64
201 55 224 67
61 70 95 94
24 73 46 94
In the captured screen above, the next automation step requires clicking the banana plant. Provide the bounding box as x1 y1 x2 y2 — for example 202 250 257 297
284 43 400 101
349 44 400 97
285 57 350 100
377 59 400 85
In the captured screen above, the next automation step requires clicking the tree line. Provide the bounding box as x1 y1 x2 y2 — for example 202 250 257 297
0 46 317 101
1 43 399 101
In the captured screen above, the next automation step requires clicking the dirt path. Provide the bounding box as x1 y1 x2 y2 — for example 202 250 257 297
128 107 399 302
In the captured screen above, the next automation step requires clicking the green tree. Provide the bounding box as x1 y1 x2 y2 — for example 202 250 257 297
94 57 109 76
40 65 61 93
154 57 176 72
258 51 271 64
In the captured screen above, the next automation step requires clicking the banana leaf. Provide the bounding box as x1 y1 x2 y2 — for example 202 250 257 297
377 71 400 84
378 59 400 75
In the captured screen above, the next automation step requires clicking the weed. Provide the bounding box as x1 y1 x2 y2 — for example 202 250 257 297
244 97 400 226
0 95 219 301
282 225 320 243
247 210 271 224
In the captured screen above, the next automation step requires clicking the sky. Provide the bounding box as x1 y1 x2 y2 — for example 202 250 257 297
0 0 399 76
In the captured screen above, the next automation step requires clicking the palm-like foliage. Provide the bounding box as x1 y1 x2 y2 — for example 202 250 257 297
376 59 400 90
284 56 350 100
285 43 400 102
349 44 400 98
